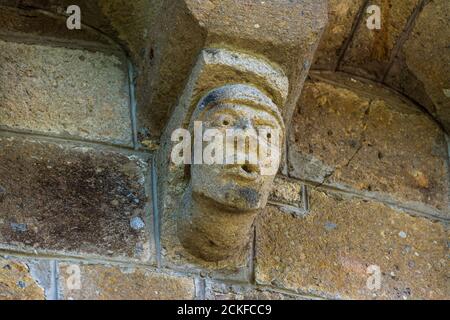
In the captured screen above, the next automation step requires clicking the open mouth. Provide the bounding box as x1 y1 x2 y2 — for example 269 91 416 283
227 164 260 181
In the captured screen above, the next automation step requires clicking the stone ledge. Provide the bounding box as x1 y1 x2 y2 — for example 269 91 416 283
205 280 317 300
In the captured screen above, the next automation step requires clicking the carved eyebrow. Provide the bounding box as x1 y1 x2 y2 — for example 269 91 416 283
216 106 240 116
204 104 240 118
200 101 284 131
253 118 278 128
203 104 282 129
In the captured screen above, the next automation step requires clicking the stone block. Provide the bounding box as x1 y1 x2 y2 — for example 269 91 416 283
340 0 420 79
256 191 449 299
0 40 132 146
0 134 153 262
384 0 450 133
58 262 195 300
0 6 114 49
0 256 48 300
313 0 365 69
289 73 449 217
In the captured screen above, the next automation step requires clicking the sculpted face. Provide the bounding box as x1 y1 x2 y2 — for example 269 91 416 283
190 85 284 211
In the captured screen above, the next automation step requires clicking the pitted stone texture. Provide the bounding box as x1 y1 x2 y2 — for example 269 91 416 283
9 0 154 60
0 135 153 262
58 263 194 300
160 204 252 280
137 0 327 137
156 51 278 274
205 281 310 300
269 177 304 208
289 73 449 217
0 257 46 300
0 40 132 146
256 193 449 300
269 179 307 216
340 0 420 80
0 6 114 49
98 0 160 61
313 0 365 69
385 0 450 133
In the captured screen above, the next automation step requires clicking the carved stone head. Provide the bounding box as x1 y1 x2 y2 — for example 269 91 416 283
190 84 285 212
175 83 285 261
161 48 291 262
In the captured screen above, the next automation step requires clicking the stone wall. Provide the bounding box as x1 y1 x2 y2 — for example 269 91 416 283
0 1 448 300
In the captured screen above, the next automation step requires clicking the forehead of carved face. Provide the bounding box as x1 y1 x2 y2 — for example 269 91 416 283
201 102 283 132
190 85 284 211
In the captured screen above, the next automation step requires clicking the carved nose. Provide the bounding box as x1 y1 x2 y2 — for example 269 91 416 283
239 118 253 130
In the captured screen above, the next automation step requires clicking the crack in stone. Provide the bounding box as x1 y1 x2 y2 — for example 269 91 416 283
315 102 373 190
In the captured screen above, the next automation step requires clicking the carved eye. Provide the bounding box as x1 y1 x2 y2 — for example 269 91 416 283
213 114 235 127
256 126 276 140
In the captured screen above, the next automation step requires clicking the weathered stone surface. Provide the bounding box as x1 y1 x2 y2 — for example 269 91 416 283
0 6 115 50
269 177 307 217
0 257 46 300
341 0 420 80
136 0 328 137
0 0 447 302
256 192 449 300
97 0 160 61
159 173 252 279
1 0 161 59
269 177 303 207
0 135 153 262
313 0 365 69
175 83 285 262
0 40 132 146
1 0 112 38
157 51 282 272
205 281 311 300
289 73 449 217
311 0 449 134
58 263 194 300
385 0 450 134
160 205 252 280
0 1 165 139
159 163 252 278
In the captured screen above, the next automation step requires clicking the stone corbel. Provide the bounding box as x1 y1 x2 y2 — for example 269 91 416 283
154 0 328 263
